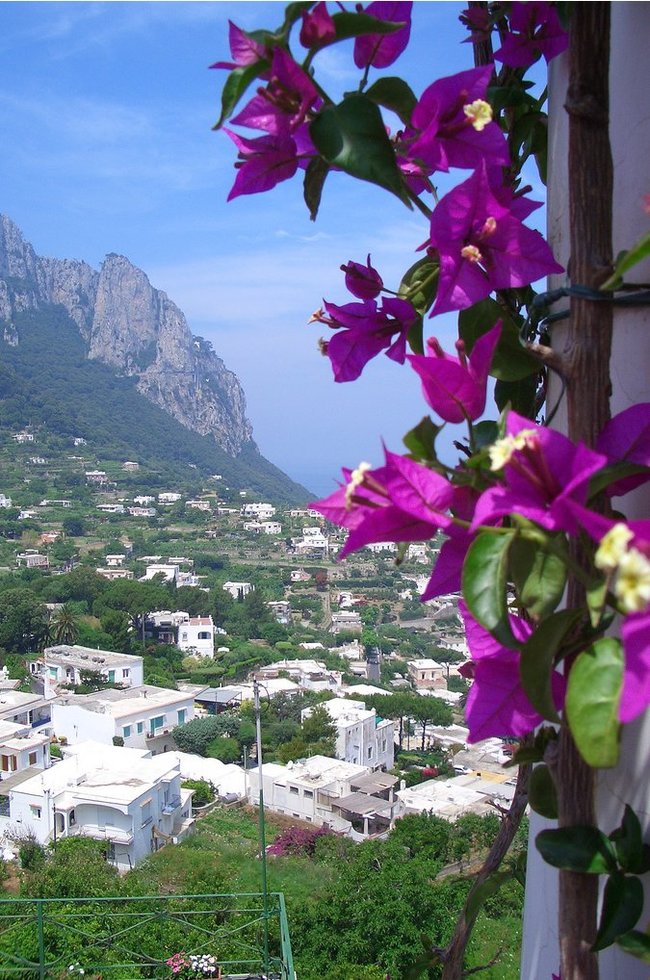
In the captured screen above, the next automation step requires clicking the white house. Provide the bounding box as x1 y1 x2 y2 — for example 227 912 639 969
304 698 394 771
85 470 107 484
0 742 193 870
158 492 182 505
0 495 12 508
142 563 179 583
407 659 448 691
247 755 399 840
330 611 362 634
15 550 48 568
96 568 134 581
177 617 216 659
222 581 254 600
133 496 155 506
0 719 51 778
0 691 50 731
51 685 202 753
39 645 144 699
241 502 276 519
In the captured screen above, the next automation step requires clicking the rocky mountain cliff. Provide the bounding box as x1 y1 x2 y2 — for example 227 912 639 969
0 215 252 456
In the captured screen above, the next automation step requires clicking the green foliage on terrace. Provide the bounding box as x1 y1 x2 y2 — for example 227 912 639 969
0 305 310 503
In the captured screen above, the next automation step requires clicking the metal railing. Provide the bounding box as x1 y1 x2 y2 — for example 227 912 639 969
0 891 296 979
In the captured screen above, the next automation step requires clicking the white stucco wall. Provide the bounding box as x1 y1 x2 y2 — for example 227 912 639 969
521 8 650 979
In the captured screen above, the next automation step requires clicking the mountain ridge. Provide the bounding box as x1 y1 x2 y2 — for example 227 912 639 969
0 215 309 503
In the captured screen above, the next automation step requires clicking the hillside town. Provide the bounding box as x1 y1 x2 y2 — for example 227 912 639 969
0 443 518 874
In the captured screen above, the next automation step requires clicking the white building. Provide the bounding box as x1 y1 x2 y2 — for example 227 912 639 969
247 755 399 840
39 645 144 699
177 617 216 659
241 502 276 519
15 551 48 568
133 496 155 506
143 563 179 583
255 660 342 694
0 691 50 730
85 470 107 484
396 773 514 822
97 568 134 581
0 719 51 778
158 492 182 505
304 698 394 771
0 742 193 870
330 611 362 634
222 581 254 600
0 494 12 508
407 659 448 691
51 685 202 753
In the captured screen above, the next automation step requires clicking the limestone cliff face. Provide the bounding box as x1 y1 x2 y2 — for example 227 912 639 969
0 215 253 456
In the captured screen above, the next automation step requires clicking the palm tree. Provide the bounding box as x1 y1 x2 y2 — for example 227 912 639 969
50 605 79 646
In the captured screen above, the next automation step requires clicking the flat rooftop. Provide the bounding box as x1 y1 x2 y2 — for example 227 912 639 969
43 644 143 669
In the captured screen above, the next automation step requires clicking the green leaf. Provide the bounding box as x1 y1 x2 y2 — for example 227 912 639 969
536 827 617 874
588 461 650 498
509 534 567 619
399 256 438 323
528 764 558 819
462 531 521 648
472 420 500 450
565 638 623 768
603 229 650 289
403 417 442 463
494 374 539 418
594 873 645 951
303 155 330 221
586 575 608 629
459 299 540 382
310 95 410 204
213 59 270 130
616 929 650 963
610 805 650 875
281 2 315 31
365 76 417 125
331 10 406 41
520 610 581 723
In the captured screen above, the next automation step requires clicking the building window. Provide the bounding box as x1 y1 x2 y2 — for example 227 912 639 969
1 756 16 773
108 670 116 683
367 747 373 759
123 725 131 738
136 722 144 734
69 809 76 826
177 709 186 725
141 800 152 827
30 805 42 819
304 789 313 799
28 752 37 766
289 786 299 795
123 669 130 679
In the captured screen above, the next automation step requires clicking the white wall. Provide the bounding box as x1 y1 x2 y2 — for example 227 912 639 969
521 9 650 979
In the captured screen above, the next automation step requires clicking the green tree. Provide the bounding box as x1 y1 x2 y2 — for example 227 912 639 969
49 604 79 645
0 588 49 653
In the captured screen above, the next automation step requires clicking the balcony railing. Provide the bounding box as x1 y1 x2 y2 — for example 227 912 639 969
0 891 296 978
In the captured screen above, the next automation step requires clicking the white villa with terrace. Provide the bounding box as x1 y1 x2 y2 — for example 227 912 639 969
0 742 193 871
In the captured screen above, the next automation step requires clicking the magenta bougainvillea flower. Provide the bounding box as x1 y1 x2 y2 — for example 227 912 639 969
231 47 319 135
353 1 413 69
459 6 492 46
494 1 568 68
300 1 337 49
407 321 501 423
406 66 510 174
596 402 650 496
225 130 301 200
311 450 457 557
460 601 565 741
472 411 607 534
428 162 564 316
210 20 266 71
314 295 417 382
340 255 384 300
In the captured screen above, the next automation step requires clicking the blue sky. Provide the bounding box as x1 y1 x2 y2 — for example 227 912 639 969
0 2 546 496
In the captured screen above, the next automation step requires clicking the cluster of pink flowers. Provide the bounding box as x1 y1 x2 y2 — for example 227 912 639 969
166 952 220 978
216 3 650 749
